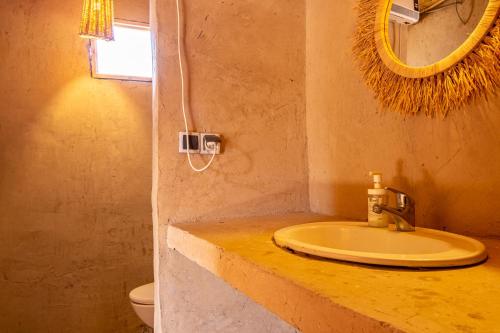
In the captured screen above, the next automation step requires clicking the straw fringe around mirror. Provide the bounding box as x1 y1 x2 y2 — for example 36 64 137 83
353 0 500 118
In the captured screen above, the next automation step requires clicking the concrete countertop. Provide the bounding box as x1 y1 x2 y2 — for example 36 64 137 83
166 213 500 333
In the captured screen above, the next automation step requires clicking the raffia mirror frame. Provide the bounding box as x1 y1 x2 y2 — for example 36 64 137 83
354 0 500 118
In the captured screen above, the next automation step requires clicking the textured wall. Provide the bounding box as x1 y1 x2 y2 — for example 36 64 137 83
152 0 308 331
164 249 298 333
154 0 308 223
306 0 500 237
0 1 152 332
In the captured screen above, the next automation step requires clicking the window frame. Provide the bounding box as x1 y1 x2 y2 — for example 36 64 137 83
90 19 153 82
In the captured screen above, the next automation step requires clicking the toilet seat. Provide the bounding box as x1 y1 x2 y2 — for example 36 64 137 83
129 283 154 305
130 283 154 328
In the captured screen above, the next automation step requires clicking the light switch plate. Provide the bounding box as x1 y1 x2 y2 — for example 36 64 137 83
178 132 200 153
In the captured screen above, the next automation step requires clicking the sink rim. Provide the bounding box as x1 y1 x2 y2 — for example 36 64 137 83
273 221 488 268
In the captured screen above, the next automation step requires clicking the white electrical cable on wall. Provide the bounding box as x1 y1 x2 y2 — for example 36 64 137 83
176 0 217 172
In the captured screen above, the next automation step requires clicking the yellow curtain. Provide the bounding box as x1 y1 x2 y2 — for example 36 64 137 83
79 0 114 41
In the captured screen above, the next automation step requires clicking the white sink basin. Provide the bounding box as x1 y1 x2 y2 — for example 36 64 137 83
273 222 487 268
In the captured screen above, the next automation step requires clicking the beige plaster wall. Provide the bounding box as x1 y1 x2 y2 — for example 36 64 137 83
306 0 500 237
153 0 308 224
152 0 308 331
164 249 297 333
0 1 152 332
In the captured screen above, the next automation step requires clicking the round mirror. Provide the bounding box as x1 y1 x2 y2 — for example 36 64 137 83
375 0 500 78
354 0 499 116
388 0 489 67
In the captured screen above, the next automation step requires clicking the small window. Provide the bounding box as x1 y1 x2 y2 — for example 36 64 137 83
91 21 152 82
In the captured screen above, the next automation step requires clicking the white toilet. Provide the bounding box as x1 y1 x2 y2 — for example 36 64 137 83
129 283 154 328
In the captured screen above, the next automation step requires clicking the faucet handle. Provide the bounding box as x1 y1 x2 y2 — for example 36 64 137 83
384 187 414 209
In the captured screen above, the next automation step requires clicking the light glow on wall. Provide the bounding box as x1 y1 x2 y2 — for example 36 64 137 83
94 22 152 81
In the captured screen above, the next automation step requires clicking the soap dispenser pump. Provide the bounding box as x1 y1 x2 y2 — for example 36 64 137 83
368 172 389 227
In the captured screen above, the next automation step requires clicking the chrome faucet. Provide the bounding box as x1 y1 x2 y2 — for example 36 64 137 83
373 187 415 232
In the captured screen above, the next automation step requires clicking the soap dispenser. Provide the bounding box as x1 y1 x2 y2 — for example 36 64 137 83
368 172 389 227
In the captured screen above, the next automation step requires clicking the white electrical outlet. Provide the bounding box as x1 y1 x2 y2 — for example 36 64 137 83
200 133 222 155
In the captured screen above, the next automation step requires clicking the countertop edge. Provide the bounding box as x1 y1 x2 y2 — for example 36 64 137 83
166 222 406 333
